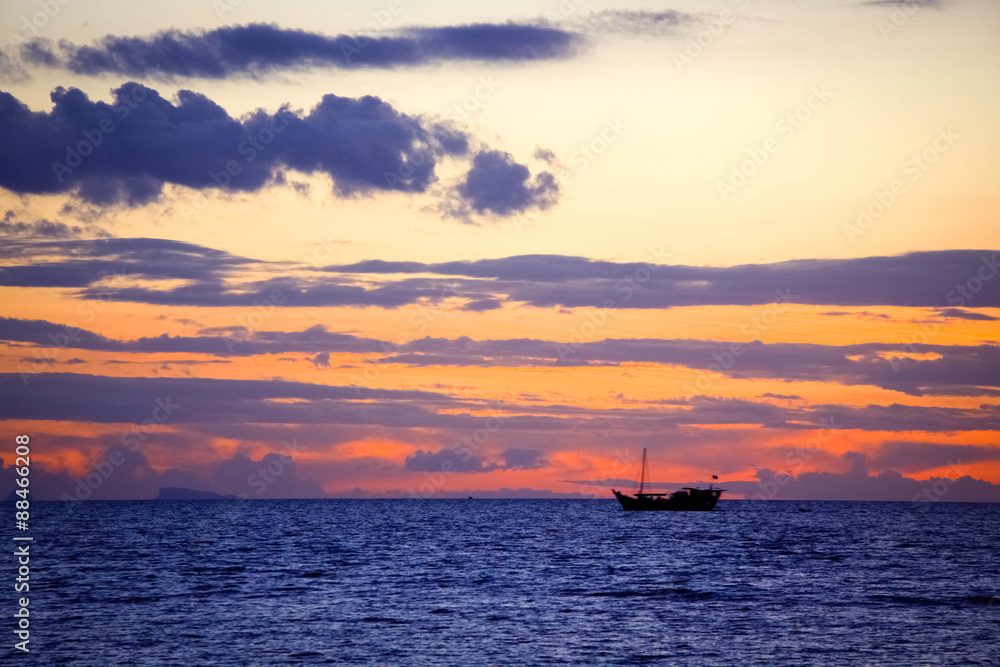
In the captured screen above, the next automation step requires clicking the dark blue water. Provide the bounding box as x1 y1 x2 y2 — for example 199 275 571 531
10 500 1000 665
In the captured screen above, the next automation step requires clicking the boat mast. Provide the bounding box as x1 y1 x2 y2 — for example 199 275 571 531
638 447 650 495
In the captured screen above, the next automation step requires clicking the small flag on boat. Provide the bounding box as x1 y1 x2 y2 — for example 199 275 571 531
712 475 718 480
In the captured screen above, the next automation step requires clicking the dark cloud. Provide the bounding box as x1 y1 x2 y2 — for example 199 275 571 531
745 453 998 502
0 372 458 426
843 450 869 477
73 275 466 308
404 447 549 473
0 446 325 500
0 48 28 83
0 443 202 501
567 9 692 37
565 445 1000 502
5 239 993 311
0 237 256 287
533 147 556 163
2 11 709 83
0 317 383 357
82 250 1000 310
319 485 595 499
0 371 584 433
377 337 1000 397
2 374 999 462
407 23 580 62
452 150 559 219
4 315 1000 397
405 448 495 473
323 250 1000 309
462 297 503 312
0 211 111 240
17 23 581 79
936 308 998 321
211 452 326 499
0 84 556 216
871 441 1000 473
4 13 705 82
436 487 594 499
157 359 231 366
803 401 1000 434
19 356 56 364
0 84 428 202
862 0 945 7
690 468 1000 502
502 448 548 470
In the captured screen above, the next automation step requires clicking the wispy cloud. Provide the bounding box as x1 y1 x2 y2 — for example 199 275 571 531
3 372 1000 436
862 0 945 8
1 242 996 312
6 13 695 81
0 211 111 240
936 308 998 322
5 313 1000 397
15 22 582 79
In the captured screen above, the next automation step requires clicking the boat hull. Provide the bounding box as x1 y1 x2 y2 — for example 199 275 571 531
613 488 723 511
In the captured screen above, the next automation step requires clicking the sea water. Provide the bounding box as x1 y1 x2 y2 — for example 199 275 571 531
13 499 1000 665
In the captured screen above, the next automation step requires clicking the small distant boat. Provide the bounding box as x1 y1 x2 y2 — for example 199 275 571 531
612 448 723 511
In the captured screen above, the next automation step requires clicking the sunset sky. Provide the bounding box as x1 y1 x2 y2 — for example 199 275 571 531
1 0 998 501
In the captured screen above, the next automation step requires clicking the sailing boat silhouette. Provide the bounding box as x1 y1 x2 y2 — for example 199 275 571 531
612 448 724 511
